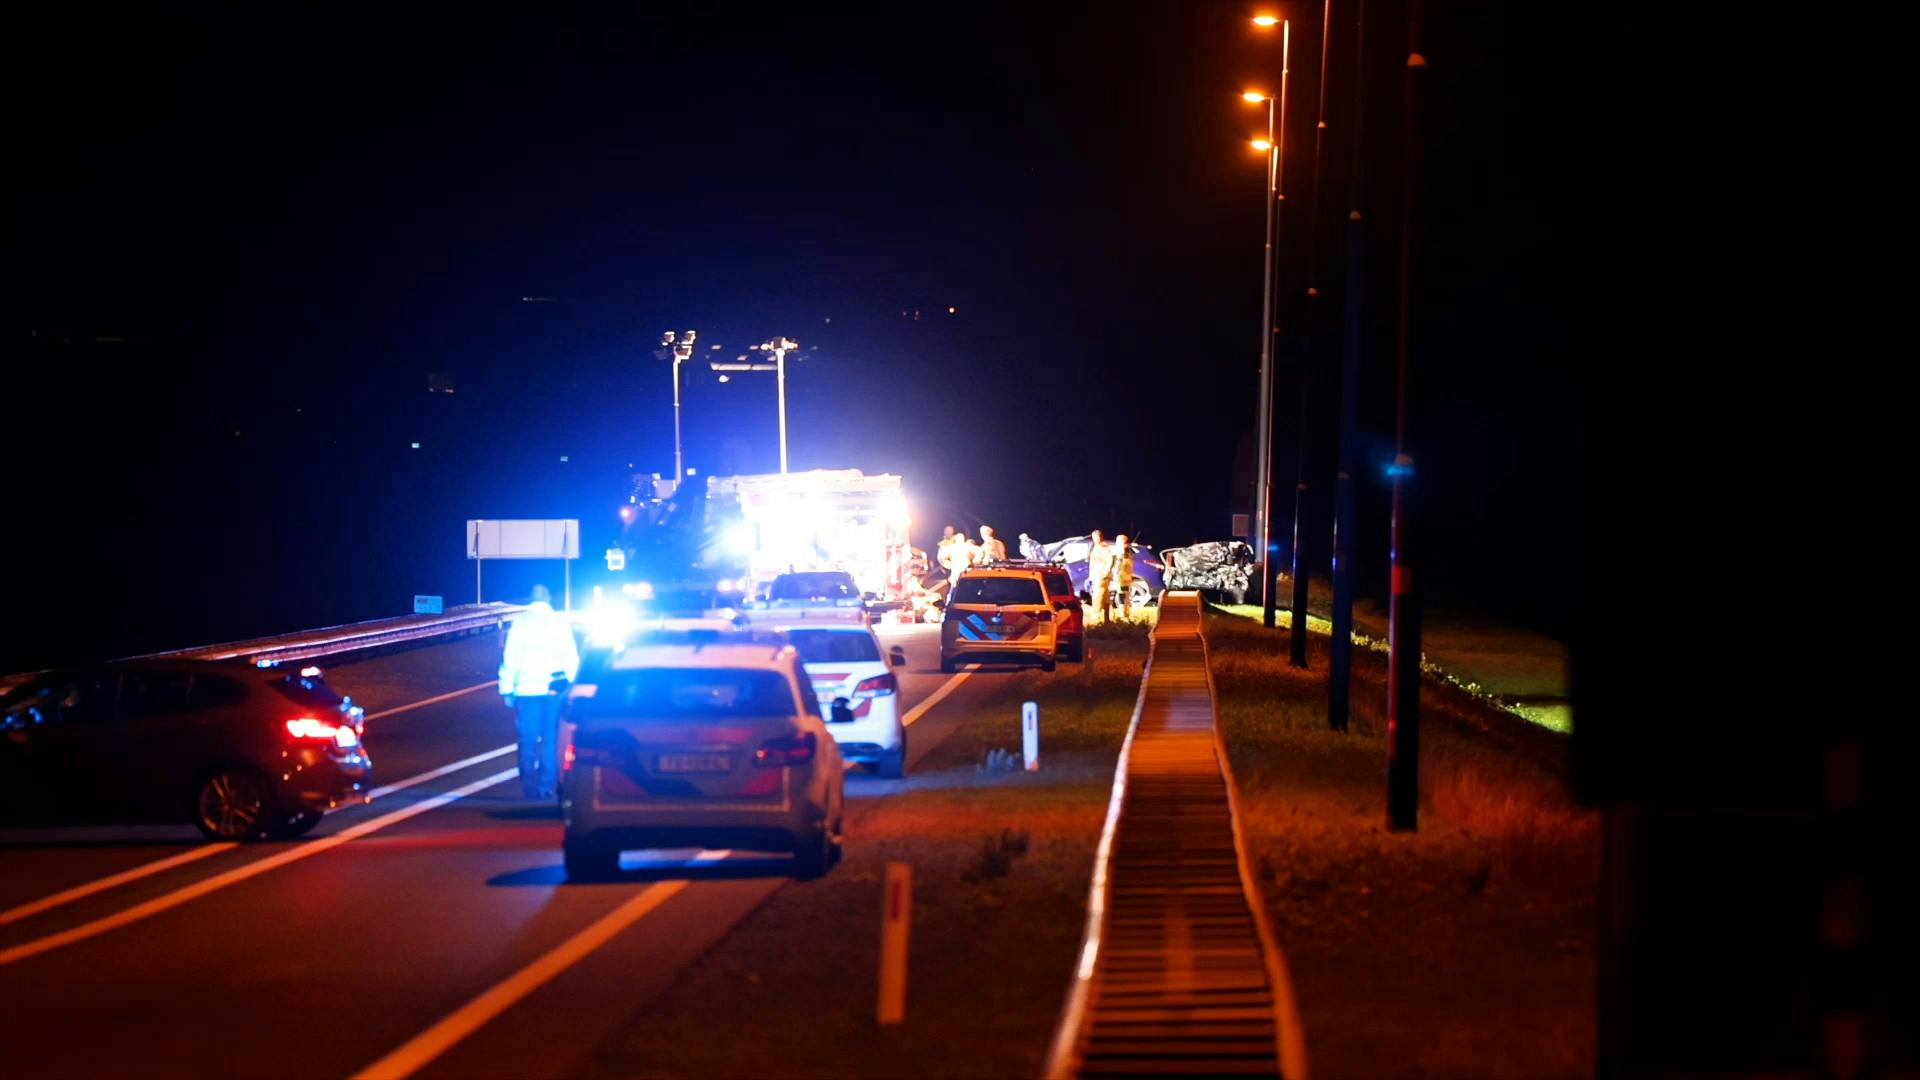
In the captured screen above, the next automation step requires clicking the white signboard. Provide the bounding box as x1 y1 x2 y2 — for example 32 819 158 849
467 519 579 560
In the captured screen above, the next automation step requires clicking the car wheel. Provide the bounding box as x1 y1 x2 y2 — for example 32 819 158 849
791 828 833 880
271 810 324 839
564 838 619 882
1230 588 1247 605
940 656 956 674
1042 658 1057 673
1130 580 1157 609
194 768 277 841
1066 641 1084 662
877 737 906 779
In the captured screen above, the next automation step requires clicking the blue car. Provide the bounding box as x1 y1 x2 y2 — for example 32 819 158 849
1023 535 1165 609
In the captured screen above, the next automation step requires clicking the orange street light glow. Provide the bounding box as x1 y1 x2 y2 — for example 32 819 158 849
1253 14 1280 27
1251 138 1273 152
1242 90 1267 103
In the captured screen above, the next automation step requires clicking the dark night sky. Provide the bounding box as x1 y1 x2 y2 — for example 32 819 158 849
9 1 1616 669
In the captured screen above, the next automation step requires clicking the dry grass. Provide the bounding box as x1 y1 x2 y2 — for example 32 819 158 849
1205 610 1599 1079
584 640 1151 1079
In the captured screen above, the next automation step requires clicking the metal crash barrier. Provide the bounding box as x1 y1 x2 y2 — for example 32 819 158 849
140 603 525 666
1045 591 1308 1080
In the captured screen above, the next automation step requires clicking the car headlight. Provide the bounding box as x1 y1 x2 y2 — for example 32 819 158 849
622 581 655 601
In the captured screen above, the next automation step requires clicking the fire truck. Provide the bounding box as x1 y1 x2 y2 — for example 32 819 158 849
705 470 916 605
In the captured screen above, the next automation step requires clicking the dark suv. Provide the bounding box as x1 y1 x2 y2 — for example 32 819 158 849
0 659 373 840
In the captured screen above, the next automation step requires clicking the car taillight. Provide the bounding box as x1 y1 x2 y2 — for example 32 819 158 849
565 742 615 771
286 716 359 750
852 672 897 700
754 731 817 768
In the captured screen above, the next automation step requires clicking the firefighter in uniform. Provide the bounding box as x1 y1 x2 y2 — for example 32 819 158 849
1086 530 1115 624
979 525 1007 564
1113 533 1136 620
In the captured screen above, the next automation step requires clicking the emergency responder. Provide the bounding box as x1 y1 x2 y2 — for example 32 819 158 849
1114 533 1137 620
1086 529 1115 623
498 584 580 801
936 525 963 576
1018 532 1043 561
979 525 1008 564
948 536 981 591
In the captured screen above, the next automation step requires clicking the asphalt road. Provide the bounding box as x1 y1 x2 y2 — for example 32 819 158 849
0 624 1006 1079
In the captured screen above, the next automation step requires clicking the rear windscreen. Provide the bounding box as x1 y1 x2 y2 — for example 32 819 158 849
770 573 859 601
786 629 881 664
951 577 1045 606
1042 571 1074 597
270 673 344 710
590 668 797 718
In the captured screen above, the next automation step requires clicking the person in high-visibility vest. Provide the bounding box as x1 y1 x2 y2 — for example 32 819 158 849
1114 533 1137 620
498 584 580 801
1086 530 1115 624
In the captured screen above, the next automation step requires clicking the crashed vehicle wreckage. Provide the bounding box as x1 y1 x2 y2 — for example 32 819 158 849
1160 540 1256 603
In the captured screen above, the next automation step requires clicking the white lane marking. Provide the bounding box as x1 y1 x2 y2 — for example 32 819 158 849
365 680 496 721
0 767 519 968
901 669 972 727
365 745 515 800
0 844 238 927
0 685 506 927
352 850 732 1080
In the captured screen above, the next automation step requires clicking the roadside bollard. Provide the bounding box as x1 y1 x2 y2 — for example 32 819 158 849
877 862 912 1025
1023 701 1040 771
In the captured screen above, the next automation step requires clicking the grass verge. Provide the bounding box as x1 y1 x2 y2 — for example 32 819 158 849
1207 609 1598 1078
584 640 1151 1079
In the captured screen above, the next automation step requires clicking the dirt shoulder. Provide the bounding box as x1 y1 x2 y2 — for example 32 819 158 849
1208 609 1597 1079
582 636 1151 1079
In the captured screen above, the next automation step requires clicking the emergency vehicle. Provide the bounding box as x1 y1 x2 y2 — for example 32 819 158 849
706 470 915 606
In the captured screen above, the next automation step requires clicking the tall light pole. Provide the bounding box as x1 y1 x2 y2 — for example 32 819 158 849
1287 0 1333 669
660 329 696 488
710 336 801 474
1249 14 1291 629
1386 0 1426 833
754 336 800 474
1246 89 1278 611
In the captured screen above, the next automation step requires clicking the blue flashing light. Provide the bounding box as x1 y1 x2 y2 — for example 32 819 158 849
1385 461 1415 478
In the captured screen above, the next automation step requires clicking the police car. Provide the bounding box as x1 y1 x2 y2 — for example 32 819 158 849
939 566 1060 673
557 627 845 882
769 612 909 778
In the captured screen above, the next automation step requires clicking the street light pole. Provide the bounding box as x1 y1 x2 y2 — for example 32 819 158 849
1259 19 1291 631
660 330 696 487
1252 91 1278 614
1386 0 1426 833
1329 0 1371 733
1287 0 1333 669
751 336 799 474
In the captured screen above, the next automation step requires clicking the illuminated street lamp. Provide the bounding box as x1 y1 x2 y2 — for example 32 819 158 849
710 336 802 474
659 330 697 486
1247 14 1291 630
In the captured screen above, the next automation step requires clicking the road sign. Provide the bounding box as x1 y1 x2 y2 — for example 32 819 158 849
414 595 444 615
466 519 579 560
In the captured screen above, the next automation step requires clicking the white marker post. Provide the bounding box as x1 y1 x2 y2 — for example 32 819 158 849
877 862 912 1025
1023 701 1040 771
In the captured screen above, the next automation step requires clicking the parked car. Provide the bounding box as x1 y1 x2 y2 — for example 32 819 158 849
558 628 845 881
1031 535 1166 609
0 660 372 840
772 611 910 778
1161 540 1257 604
940 567 1060 673
983 559 1085 662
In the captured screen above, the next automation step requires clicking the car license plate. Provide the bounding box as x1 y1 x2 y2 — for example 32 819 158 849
993 620 1025 637
656 753 731 773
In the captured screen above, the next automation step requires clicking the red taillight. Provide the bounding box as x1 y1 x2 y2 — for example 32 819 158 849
754 731 817 768
286 716 359 750
565 742 615 771
852 672 897 700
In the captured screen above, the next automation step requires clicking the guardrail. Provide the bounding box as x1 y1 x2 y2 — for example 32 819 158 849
141 603 525 666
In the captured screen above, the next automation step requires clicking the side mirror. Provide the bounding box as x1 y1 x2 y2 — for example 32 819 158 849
829 697 855 724
890 646 908 667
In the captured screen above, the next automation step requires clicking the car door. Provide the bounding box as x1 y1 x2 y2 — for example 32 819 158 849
116 667 214 820
0 670 126 825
